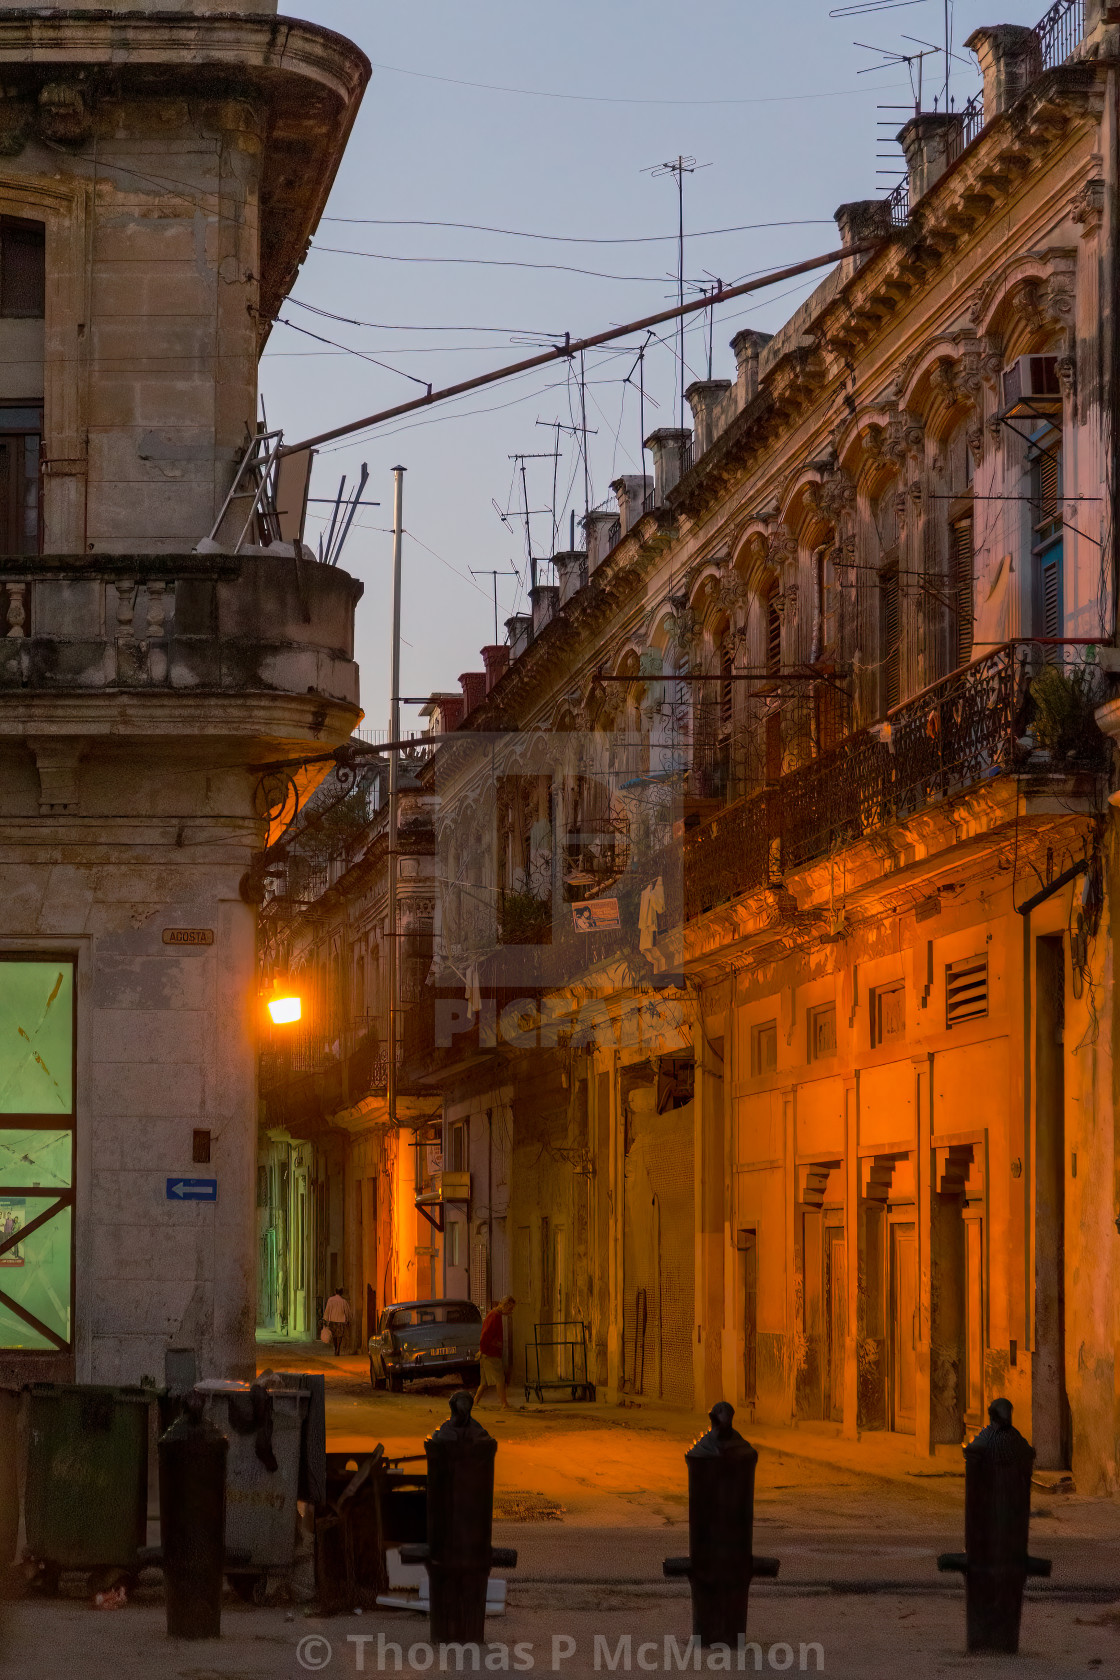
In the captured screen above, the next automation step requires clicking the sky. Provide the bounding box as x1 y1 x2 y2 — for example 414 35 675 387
260 0 1055 736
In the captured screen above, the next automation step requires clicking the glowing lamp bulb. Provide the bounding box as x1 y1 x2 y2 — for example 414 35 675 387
268 994 301 1025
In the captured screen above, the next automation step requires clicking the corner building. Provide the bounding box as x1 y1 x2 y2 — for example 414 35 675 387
0 0 368 1384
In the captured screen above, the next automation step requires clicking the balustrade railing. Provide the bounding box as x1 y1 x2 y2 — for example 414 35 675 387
1036 0 1084 70
684 643 1106 919
260 1012 393 1095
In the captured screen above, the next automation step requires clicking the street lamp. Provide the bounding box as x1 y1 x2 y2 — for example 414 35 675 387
266 978 302 1025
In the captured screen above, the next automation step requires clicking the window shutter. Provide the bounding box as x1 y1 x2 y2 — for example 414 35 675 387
881 565 900 712
766 589 781 677
1041 549 1062 639
946 955 988 1026
719 639 733 734
953 518 974 667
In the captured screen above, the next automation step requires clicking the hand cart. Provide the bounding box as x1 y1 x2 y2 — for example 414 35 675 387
523 1320 596 1402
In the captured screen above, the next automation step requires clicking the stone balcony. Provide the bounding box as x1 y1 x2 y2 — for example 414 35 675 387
0 552 361 737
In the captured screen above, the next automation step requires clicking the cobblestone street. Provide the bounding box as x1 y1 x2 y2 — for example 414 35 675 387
5 1345 1120 1680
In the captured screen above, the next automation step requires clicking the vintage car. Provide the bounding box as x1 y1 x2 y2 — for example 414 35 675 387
368 1298 482 1391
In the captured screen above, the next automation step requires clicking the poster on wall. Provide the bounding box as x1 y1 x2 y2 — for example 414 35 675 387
0 1198 25 1265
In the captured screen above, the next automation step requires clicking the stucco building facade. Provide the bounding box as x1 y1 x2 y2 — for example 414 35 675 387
388 0 1120 1484
0 0 368 1385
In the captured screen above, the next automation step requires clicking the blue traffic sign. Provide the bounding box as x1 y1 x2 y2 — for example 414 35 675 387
166 1177 217 1202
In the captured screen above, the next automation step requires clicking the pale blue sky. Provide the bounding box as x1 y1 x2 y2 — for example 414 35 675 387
260 0 1053 733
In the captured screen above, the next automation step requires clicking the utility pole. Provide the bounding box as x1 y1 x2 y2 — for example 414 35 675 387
470 567 519 643
387 465 405 1128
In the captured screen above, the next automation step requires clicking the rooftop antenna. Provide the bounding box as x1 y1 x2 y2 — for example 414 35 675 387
538 417 596 550
829 0 930 14
469 566 520 643
856 37 940 114
623 331 658 487
532 420 564 551
644 155 710 431
507 451 555 590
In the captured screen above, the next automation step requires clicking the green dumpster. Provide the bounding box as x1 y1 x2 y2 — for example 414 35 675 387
24 1384 151 1578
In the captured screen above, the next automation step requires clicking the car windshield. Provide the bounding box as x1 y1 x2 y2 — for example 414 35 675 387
387 1302 480 1329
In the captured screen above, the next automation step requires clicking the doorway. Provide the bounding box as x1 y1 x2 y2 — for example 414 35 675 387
890 1220 917 1434
740 1231 757 1404
826 1225 846 1424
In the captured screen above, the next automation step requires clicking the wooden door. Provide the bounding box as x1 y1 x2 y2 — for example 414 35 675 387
742 1234 757 1403
827 1227 846 1423
890 1222 917 1434
964 1215 984 1428
802 1210 824 1417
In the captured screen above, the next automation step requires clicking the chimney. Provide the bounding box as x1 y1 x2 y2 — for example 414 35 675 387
896 113 966 204
459 671 487 716
965 25 1042 120
644 428 692 505
481 645 509 692
730 330 772 412
833 200 892 280
420 691 465 735
552 549 587 606
685 380 733 456
582 509 618 573
505 613 532 659
531 583 559 637
611 474 653 534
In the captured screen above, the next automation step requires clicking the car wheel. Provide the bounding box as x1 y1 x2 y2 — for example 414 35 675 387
369 1357 385 1390
464 1364 480 1389
388 1371 403 1394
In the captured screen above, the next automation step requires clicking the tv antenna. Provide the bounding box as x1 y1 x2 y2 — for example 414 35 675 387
644 155 710 430
470 566 520 644
830 0 929 14
506 451 556 591
856 37 940 114
537 414 596 550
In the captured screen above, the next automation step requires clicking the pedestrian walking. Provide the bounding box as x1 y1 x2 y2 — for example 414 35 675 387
322 1286 351 1356
473 1296 515 1409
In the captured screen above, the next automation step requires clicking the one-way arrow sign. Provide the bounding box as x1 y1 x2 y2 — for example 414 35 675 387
166 1177 217 1202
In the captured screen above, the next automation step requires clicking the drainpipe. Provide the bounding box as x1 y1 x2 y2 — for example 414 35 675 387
388 467 405 1127
1105 67 1120 641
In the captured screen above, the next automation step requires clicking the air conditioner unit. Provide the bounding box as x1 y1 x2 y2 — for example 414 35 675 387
1001 353 1062 416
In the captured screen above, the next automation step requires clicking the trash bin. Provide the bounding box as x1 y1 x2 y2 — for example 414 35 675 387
194 1378 307 1598
24 1383 152 1586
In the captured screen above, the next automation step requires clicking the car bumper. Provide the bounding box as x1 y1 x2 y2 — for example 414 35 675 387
387 1358 479 1382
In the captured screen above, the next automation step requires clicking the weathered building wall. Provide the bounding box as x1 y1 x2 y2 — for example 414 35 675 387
0 8 369 1386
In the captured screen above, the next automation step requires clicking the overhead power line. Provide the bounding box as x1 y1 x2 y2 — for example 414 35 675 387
280 240 879 458
320 216 837 246
312 245 707 284
369 59 905 107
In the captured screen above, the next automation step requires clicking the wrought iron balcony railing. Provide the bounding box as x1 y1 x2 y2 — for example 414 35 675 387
684 642 1106 919
260 1013 394 1098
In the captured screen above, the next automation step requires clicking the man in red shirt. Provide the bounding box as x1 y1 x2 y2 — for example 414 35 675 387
474 1295 516 1410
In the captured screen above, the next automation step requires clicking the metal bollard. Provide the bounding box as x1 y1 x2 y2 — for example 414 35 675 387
400 1392 517 1644
158 1391 229 1639
937 1397 1051 1653
663 1401 780 1649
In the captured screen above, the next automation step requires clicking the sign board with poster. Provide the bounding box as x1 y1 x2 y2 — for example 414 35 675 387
571 898 621 933
0 1199 25 1265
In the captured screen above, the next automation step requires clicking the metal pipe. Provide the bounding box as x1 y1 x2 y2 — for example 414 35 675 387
279 244 880 459
387 467 405 1127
